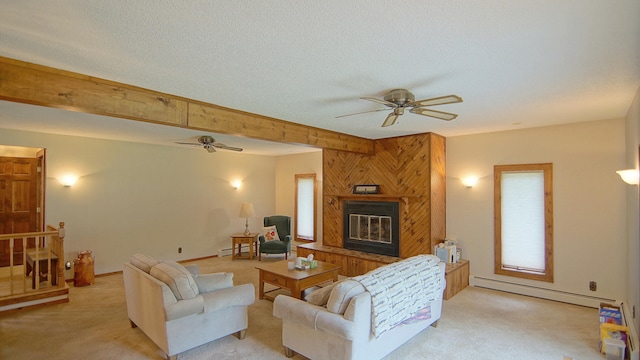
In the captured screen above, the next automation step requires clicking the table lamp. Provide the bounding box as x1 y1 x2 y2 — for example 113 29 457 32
238 202 255 235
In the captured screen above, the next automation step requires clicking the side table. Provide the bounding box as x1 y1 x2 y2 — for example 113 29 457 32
444 259 469 300
231 233 259 260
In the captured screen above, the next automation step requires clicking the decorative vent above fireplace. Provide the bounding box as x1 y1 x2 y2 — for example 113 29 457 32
343 201 399 257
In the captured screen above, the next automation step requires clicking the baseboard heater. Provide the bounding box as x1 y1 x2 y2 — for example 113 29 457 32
218 243 297 257
470 275 615 308
218 246 248 257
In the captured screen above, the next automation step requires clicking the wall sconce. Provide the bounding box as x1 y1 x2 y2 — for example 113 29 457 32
231 180 242 190
616 169 639 185
59 175 78 187
461 176 479 188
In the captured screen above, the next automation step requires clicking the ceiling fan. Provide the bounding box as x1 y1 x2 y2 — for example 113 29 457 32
336 88 463 127
175 135 243 153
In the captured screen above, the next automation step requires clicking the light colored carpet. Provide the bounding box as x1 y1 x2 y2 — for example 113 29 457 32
0 254 603 360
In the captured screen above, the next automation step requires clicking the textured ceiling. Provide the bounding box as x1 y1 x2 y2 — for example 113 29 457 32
0 1 639 155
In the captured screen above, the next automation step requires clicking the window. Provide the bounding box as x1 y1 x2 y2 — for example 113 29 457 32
494 163 553 282
295 174 317 242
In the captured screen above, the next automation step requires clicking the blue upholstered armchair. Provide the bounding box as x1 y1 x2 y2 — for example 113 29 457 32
258 215 292 260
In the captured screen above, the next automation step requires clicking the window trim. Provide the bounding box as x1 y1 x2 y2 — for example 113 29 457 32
294 173 317 242
494 163 554 282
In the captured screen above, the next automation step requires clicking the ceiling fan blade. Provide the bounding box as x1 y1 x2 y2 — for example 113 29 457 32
174 141 201 146
381 113 399 127
410 107 458 121
213 143 243 152
335 108 389 118
361 97 397 108
412 95 463 107
205 144 217 153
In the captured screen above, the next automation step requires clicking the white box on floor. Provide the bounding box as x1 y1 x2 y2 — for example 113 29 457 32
604 337 626 360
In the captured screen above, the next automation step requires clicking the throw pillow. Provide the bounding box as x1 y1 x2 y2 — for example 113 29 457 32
150 261 199 300
262 225 280 241
305 281 340 306
326 280 365 314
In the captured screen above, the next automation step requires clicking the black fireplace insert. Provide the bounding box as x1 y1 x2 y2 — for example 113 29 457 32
343 201 399 257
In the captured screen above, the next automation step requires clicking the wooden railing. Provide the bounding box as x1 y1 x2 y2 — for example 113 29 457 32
0 222 66 296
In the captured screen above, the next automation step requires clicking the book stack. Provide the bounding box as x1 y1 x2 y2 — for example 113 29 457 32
598 302 628 358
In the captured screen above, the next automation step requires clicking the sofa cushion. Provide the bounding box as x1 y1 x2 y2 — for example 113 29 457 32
326 280 365 314
201 283 255 313
305 281 340 306
164 295 204 321
130 253 159 273
194 272 234 293
150 261 199 300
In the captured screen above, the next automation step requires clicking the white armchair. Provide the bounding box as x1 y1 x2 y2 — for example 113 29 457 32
123 254 255 360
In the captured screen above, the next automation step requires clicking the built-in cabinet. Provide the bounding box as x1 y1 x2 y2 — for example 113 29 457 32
296 243 398 277
444 260 469 300
298 243 469 299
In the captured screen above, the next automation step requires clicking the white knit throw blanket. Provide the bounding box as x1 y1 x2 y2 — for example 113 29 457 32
352 255 443 338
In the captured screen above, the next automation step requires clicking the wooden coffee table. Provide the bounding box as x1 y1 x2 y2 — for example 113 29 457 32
255 260 341 301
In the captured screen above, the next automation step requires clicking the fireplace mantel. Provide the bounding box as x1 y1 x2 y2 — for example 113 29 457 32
328 194 420 213
334 194 420 200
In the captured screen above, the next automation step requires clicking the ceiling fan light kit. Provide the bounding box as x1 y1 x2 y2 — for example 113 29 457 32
338 88 463 128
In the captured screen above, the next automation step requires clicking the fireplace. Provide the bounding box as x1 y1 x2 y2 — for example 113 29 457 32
343 201 399 257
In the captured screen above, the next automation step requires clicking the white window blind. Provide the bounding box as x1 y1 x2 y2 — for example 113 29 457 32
501 171 545 272
296 177 314 239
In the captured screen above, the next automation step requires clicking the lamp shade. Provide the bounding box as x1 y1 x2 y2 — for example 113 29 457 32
239 202 255 218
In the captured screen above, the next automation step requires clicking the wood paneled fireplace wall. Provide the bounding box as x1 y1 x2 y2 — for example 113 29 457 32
322 132 446 259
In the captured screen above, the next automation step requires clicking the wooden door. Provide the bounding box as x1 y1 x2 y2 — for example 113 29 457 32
0 157 39 266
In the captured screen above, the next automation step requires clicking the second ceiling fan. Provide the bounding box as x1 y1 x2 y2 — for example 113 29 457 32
337 88 463 127
175 135 243 153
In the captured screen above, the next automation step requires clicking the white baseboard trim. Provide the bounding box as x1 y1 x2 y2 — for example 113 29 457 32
469 275 616 308
0 294 68 313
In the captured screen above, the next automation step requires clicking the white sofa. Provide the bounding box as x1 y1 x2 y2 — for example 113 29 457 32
123 254 255 360
273 254 445 360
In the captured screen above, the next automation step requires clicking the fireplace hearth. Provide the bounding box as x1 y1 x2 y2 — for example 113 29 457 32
343 201 399 257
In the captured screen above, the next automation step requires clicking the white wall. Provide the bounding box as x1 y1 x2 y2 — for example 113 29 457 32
0 129 276 276
275 151 323 242
447 118 627 301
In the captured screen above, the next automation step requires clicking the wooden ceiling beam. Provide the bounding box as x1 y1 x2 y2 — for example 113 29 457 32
0 56 373 154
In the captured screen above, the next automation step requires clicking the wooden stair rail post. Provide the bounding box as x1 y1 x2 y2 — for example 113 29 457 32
21 238 26 293
7 237 12 293
34 235 40 291
56 222 65 288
